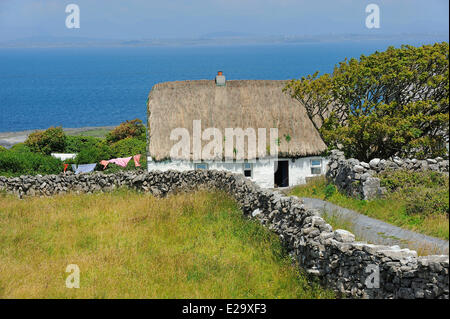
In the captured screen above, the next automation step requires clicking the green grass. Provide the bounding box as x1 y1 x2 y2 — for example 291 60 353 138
67 128 112 138
319 210 356 235
290 176 449 240
0 190 334 299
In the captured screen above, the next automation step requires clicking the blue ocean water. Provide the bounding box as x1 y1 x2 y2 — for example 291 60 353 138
0 39 446 132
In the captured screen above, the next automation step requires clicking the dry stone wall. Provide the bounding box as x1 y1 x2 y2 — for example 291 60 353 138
326 150 449 200
0 170 448 299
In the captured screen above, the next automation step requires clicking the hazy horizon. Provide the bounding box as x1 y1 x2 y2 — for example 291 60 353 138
1 0 448 43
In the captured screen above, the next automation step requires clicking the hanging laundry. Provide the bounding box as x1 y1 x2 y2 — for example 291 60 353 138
99 155 141 170
133 154 141 167
100 160 109 170
72 164 97 174
63 163 69 173
108 157 132 167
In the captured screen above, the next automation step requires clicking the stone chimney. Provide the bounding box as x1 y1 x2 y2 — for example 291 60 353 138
215 71 226 86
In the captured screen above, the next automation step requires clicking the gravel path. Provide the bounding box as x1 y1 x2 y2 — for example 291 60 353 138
301 197 449 255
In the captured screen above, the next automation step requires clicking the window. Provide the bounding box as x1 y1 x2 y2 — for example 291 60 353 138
195 163 208 170
310 159 322 175
243 163 253 178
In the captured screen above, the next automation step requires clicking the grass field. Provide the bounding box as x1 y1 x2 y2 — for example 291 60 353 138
67 127 113 138
290 175 449 240
0 190 333 299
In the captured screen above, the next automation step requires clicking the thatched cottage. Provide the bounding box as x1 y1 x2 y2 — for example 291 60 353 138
146 72 328 188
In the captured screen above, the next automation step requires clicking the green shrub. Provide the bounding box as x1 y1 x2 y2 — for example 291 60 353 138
106 119 146 144
25 127 67 155
71 136 146 171
379 170 449 217
379 170 449 192
324 183 336 199
0 146 6 152
9 143 31 153
404 187 449 216
74 140 112 165
0 151 62 177
110 137 146 158
65 135 102 153
91 137 146 172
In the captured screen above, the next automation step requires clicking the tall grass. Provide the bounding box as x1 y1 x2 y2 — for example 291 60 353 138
0 190 333 299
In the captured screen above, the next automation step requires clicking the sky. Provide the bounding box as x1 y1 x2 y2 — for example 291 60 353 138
0 0 448 41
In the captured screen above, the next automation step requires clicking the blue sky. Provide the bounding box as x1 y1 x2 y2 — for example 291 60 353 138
0 0 448 41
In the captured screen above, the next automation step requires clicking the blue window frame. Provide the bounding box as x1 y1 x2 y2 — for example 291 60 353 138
195 163 208 170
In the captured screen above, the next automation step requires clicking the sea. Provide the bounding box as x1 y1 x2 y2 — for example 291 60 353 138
0 38 447 132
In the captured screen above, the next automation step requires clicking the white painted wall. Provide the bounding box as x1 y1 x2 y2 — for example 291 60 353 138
288 157 330 186
51 153 77 161
147 156 328 189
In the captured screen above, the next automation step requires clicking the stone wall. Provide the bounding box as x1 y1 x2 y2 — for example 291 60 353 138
0 170 448 299
326 150 449 200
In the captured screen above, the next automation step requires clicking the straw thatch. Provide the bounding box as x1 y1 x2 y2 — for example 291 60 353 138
147 80 327 161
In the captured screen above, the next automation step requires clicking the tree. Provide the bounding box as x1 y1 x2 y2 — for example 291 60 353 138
284 42 449 161
25 126 67 155
106 119 146 144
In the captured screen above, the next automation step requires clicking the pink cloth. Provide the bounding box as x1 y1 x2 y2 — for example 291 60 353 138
133 154 141 167
100 155 141 169
100 160 109 170
108 157 132 167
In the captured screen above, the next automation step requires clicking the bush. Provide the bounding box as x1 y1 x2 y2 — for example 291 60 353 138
71 136 146 171
25 127 67 155
0 146 6 152
65 135 103 153
89 137 146 172
74 140 113 165
9 143 31 153
0 150 62 177
404 187 449 216
379 170 449 192
106 119 146 144
110 137 146 158
379 170 449 216
324 183 336 199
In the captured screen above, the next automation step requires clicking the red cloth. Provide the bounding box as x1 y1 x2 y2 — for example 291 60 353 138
63 163 69 173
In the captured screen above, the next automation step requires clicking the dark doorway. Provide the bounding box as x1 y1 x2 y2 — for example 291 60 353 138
274 160 289 187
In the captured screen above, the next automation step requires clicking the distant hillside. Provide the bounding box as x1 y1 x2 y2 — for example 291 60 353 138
1 33 448 48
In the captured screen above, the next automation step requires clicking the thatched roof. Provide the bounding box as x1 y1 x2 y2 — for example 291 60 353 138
147 80 327 161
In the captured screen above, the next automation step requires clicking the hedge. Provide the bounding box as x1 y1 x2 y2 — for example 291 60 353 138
0 151 62 177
